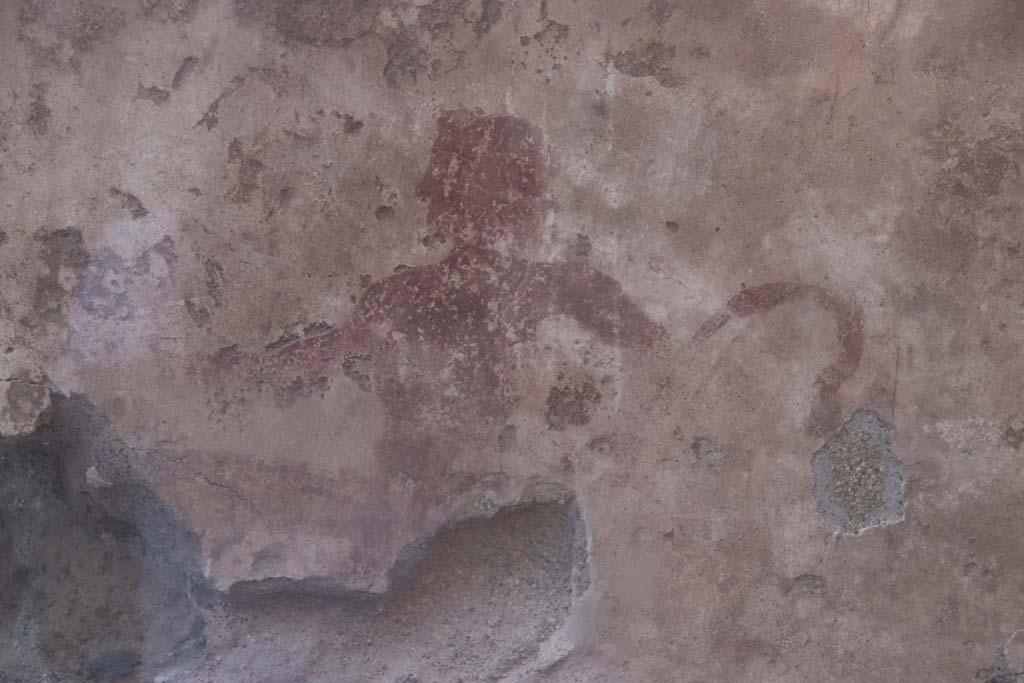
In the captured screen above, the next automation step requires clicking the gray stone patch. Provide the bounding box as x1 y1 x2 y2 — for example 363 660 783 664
691 436 725 467
977 647 1020 683
497 424 517 453
811 408 906 535
785 573 826 598
84 648 141 681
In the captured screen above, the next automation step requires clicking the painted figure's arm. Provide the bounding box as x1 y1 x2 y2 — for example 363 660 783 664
544 262 666 348
199 314 375 391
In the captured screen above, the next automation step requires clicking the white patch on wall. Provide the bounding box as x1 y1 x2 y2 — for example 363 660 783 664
923 417 1019 499
926 417 1004 452
64 212 181 365
795 0 930 39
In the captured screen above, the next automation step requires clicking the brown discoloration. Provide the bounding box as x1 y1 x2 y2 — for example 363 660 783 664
109 187 149 219
26 85 51 138
924 119 1024 201
474 0 502 36
784 573 825 598
496 424 517 453
691 436 725 467
203 258 225 304
0 375 51 436
342 114 363 134
140 0 201 22
226 138 263 204
184 298 211 329
233 0 514 89
545 372 602 431
694 282 864 436
692 310 730 343
135 84 170 104
194 76 245 131
33 227 87 327
648 0 681 22
383 36 426 88
528 19 570 47
609 41 685 88
1002 418 1024 450
340 353 372 392
18 0 126 59
171 56 199 89
234 0 380 48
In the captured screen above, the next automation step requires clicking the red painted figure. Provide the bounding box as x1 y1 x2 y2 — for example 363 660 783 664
218 110 664 488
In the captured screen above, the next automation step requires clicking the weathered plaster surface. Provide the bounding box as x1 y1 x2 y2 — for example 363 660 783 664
2 0 1024 681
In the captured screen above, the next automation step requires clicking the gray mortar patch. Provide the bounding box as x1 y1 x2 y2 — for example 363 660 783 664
977 646 1021 683
811 408 906 535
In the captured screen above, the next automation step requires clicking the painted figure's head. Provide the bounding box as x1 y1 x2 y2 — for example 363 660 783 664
416 111 546 249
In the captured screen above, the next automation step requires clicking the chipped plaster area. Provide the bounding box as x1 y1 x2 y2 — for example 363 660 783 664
3 0 1024 681
811 408 906 535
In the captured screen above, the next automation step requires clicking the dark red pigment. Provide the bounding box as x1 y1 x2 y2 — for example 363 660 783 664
205 112 664 564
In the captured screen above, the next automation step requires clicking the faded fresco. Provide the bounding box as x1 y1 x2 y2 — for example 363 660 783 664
2 1 1024 681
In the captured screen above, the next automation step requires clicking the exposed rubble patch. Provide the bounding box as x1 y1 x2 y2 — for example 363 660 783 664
977 634 1024 683
0 396 205 682
201 496 591 681
0 395 592 680
811 408 906 535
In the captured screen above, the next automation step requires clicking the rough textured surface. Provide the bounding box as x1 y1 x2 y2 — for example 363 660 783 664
0 401 205 683
811 407 905 534
3 0 1024 680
